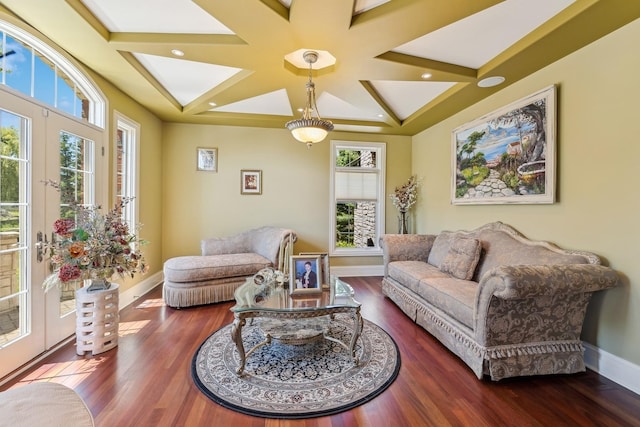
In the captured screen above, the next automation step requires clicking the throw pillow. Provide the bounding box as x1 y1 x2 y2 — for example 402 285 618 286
427 231 457 268
439 237 482 280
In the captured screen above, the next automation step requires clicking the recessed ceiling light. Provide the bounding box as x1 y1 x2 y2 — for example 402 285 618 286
377 114 384 118
171 49 185 57
208 102 217 107
421 72 432 79
477 76 505 88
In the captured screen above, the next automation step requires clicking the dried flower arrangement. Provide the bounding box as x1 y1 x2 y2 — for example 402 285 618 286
42 180 148 292
389 175 419 213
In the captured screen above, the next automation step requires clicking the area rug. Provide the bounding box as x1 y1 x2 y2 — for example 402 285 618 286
191 314 400 419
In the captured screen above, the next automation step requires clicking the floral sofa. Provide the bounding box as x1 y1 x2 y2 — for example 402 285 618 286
380 221 618 381
163 226 296 308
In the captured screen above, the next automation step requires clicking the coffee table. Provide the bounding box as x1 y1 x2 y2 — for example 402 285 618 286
230 276 362 375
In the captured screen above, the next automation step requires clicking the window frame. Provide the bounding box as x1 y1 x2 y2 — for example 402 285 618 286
329 140 386 257
0 20 105 128
113 112 140 234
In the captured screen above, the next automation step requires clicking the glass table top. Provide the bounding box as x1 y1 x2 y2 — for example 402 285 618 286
231 275 360 313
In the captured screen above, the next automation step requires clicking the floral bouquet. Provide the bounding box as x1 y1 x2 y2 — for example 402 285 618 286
43 181 148 293
389 175 419 212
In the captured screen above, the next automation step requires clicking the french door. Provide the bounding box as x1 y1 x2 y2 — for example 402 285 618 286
0 88 104 379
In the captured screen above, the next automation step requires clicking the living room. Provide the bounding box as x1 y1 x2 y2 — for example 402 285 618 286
0 0 639 425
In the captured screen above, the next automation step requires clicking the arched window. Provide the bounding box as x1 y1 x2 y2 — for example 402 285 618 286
0 20 105 127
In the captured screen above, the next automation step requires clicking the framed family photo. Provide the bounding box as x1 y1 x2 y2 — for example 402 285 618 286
240 169 262 195
452 85 556 205
289 255 322 295
196 147 217 172
299 252 330 289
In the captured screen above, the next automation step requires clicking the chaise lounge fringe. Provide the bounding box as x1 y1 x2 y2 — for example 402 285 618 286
163 226 296 308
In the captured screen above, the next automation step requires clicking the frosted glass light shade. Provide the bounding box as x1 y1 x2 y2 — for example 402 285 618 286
286 118 333 143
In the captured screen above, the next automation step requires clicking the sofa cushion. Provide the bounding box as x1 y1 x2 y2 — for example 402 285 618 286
164 253 272 283
388 261 450 295
439 237 482 280
415 277 477 328
427 231 457 268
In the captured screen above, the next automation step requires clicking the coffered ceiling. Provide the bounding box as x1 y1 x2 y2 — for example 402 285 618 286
1 0 638 136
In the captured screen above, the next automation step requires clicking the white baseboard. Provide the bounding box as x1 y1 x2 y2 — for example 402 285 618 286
330 265 384 277
118 271 164 309
584 342 640 395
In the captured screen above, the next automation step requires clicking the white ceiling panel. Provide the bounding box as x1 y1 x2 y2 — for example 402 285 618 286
392 0 575 68
317 92 385 122
81 0 234 34
212 89 292 116
371 81 457 120
134 53 242 106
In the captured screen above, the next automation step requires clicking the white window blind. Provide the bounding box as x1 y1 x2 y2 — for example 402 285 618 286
335 171 378 200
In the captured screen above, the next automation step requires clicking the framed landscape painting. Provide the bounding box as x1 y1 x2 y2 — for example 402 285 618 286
451 85 556 205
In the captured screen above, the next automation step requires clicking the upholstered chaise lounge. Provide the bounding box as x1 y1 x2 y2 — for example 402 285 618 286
163 226 296 308
380 221 619 381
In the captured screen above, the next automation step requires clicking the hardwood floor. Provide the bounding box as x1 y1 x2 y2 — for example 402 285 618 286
2 277 640 426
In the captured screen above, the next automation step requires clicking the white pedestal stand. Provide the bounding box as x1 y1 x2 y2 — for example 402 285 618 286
75 283 119 355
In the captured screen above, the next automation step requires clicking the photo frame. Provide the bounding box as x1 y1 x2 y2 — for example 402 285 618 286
289 255 322 295
291 297 321 309
196 147 217 172
299 252 330 289
452 85 556 205
240 169 262 195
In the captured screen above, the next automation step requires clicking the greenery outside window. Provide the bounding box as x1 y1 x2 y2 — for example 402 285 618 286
330 141 386 256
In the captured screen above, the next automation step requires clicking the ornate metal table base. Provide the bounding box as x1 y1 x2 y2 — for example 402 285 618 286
231 306 363 375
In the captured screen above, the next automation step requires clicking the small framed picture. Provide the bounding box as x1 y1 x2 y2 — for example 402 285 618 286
241 169 262 195
196 147 217 172
299 252 330 289
290 255 322 294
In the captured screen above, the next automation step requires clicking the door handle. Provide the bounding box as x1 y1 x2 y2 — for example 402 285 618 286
36 231 49 263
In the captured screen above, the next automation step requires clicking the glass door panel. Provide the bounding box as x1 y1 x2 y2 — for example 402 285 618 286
0 90 46 380
0 88 104 377
44 113 102 348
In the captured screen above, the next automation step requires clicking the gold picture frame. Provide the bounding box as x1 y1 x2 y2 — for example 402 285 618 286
240 169 262 195
289 255 322 294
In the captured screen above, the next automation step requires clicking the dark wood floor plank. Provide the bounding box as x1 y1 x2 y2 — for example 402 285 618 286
2 277 639 426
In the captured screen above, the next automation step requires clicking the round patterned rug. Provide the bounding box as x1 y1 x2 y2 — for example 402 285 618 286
191 315 400 419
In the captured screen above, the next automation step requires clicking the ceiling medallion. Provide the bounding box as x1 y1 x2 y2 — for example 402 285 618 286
285 51 334 148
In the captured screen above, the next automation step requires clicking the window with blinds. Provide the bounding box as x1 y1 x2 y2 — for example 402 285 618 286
330 141 385 256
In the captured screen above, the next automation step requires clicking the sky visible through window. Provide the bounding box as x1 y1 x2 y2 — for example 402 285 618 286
2 32 86 120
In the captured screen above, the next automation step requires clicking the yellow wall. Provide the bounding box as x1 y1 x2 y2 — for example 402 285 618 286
412 19 640 365
161 124 411 267
86 71 165 292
